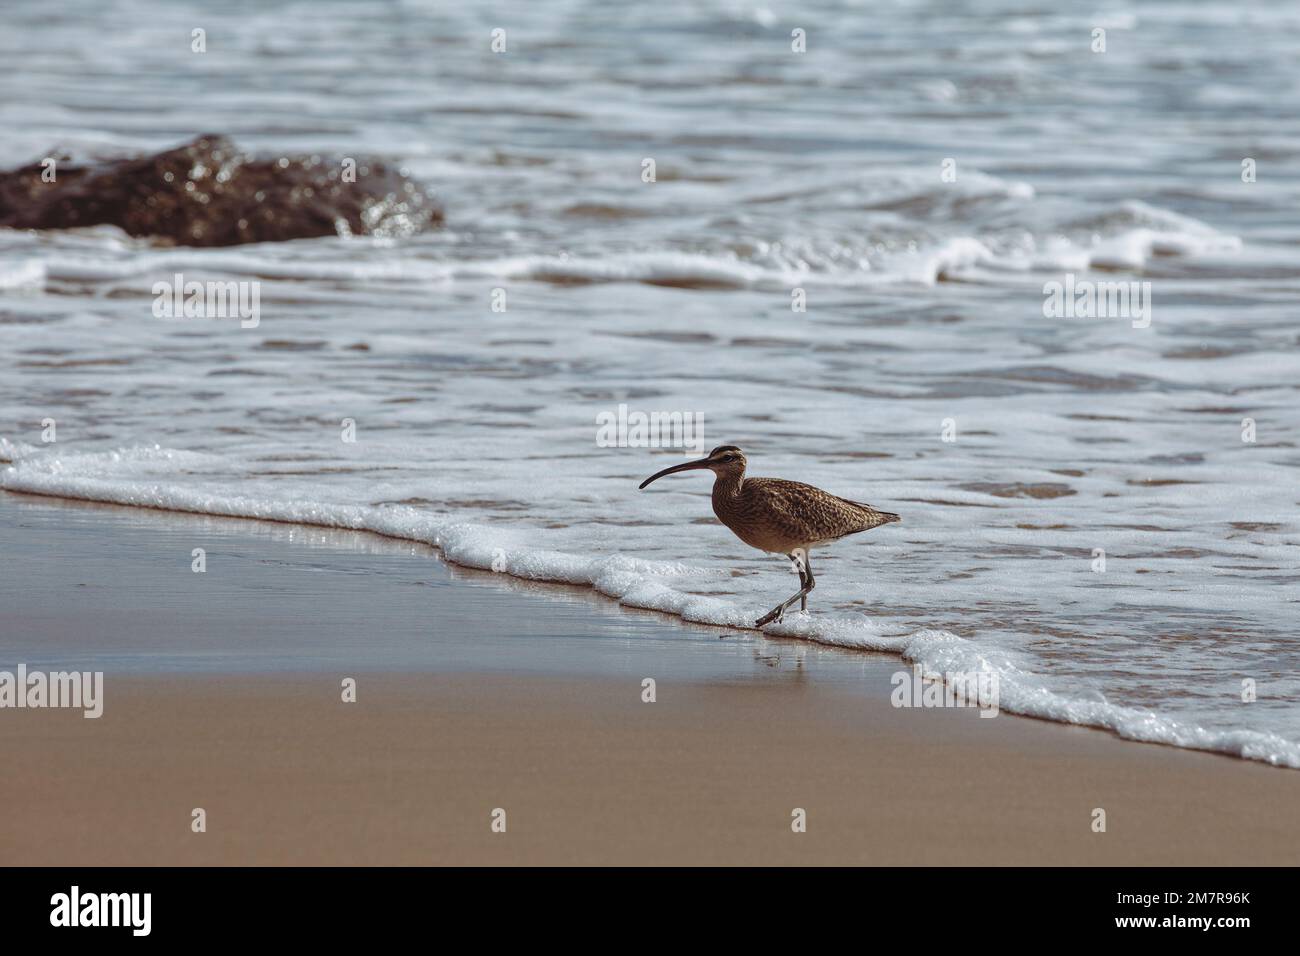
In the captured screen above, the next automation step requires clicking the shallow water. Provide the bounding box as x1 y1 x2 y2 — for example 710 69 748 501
2 0 1299 766
2 495 889 687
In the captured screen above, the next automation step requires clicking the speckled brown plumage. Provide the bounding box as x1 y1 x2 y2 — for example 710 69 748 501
638 444 900 627
711 474 899 554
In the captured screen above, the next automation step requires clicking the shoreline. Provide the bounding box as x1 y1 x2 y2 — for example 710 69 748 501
4 486 1296 769
0 489 890 679
2 491 1299 864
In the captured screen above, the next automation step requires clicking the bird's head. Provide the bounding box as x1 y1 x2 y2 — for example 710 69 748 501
638 445 747 489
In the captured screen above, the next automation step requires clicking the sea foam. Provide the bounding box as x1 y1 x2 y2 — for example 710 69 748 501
5 441 1298 770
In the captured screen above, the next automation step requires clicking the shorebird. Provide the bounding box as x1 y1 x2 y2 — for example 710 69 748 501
639 445 899 627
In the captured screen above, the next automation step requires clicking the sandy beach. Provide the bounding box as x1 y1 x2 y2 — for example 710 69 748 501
2 493 1296 867
5 676 1300 866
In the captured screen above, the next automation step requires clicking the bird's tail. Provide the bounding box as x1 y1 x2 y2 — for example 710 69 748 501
850 504 900 528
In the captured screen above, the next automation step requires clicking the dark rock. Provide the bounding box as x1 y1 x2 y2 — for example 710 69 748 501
0 134 443 246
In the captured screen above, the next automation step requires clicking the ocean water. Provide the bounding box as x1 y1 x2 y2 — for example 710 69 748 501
2 0 1299 766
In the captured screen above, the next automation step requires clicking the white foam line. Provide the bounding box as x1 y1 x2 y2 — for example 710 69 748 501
27 224 1242 291
3 456 1297 770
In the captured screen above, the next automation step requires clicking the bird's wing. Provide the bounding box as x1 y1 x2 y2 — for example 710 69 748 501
743 479 826 543
749 478 897 540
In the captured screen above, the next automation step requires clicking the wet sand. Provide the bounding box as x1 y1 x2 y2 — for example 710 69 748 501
2 492 1298 865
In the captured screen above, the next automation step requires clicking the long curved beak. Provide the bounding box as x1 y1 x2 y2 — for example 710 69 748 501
638 456 712 490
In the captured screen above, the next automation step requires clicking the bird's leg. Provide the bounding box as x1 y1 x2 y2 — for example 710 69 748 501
756 551 815 628
799 553 813 611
